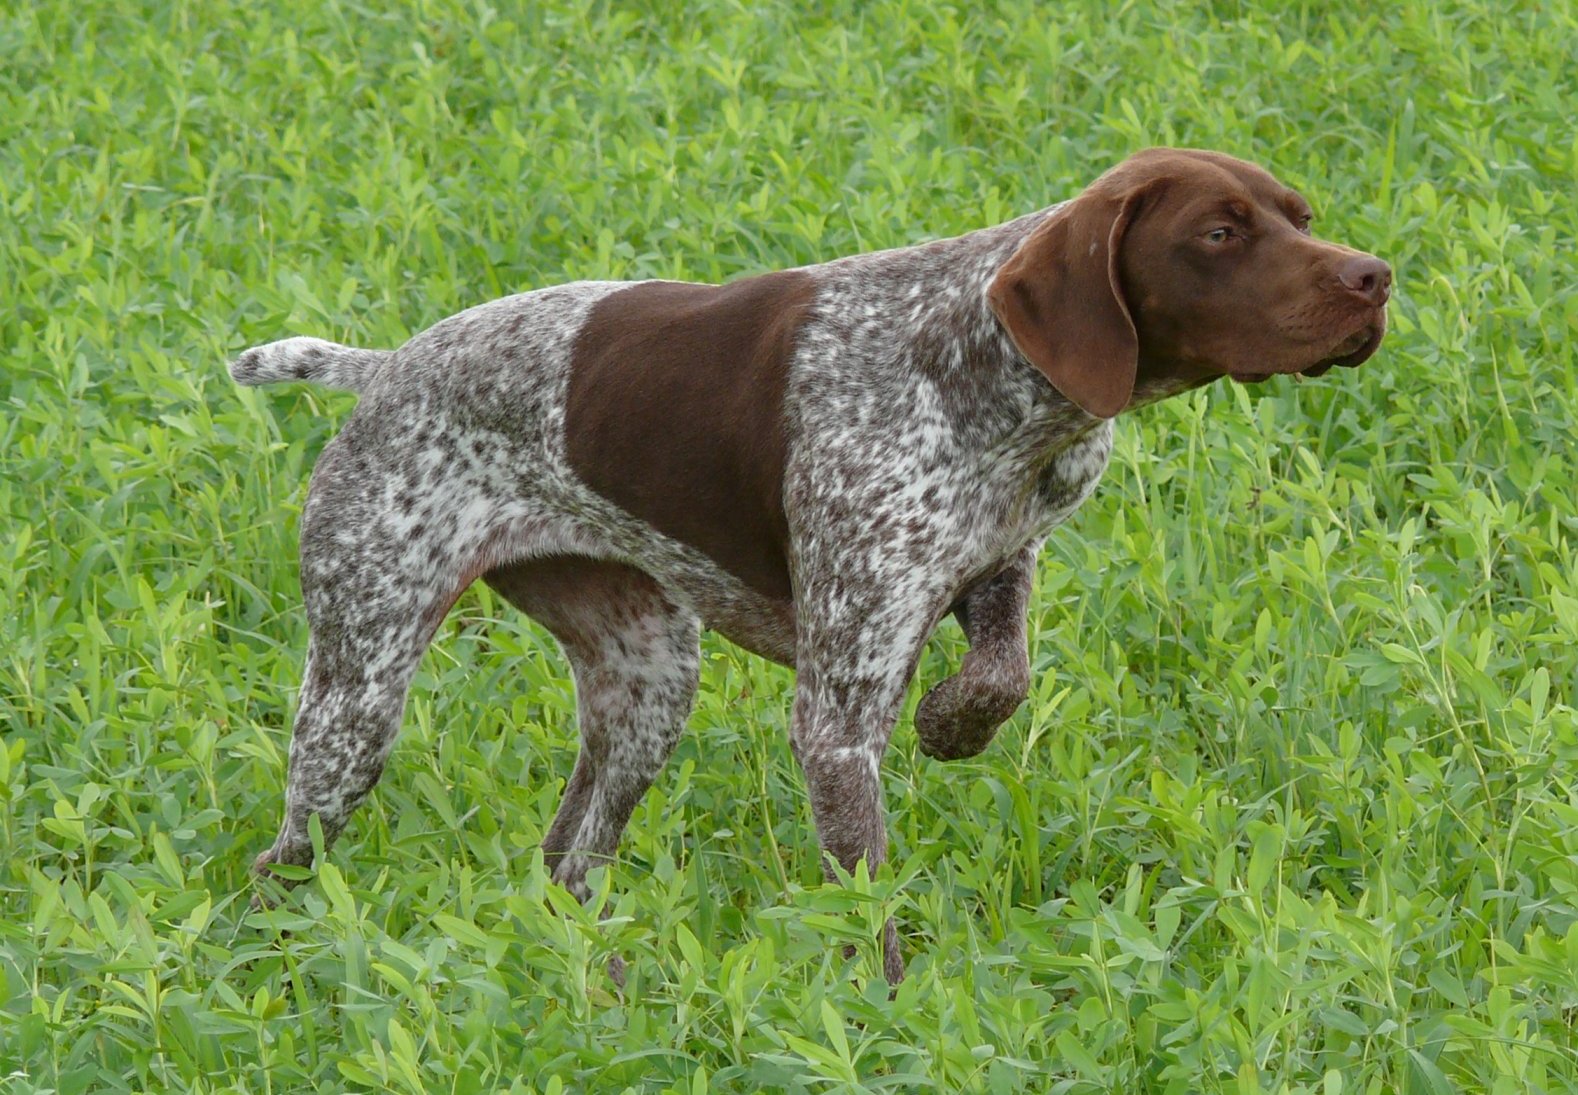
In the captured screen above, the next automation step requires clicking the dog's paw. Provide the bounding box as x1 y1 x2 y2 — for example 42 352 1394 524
249 841 313 909
914 671 1026 760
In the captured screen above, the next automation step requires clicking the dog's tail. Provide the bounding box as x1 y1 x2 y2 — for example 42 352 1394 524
228 337 392 394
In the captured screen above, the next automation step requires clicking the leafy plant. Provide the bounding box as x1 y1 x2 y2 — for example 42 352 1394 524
3 1 1576 1091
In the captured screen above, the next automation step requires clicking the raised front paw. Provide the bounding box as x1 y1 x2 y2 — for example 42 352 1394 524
913 666 1028 760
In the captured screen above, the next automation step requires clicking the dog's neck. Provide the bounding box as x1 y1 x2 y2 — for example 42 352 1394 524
822 207 1213 463
937 209 1216 431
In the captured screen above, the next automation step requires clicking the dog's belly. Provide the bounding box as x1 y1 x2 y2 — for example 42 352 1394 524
530 520 798 665
700 594 797 665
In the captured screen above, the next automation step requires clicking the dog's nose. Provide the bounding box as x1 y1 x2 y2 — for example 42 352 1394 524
1337 254 1391 306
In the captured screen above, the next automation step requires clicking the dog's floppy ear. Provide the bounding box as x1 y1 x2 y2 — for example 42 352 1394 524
988 187 1153 419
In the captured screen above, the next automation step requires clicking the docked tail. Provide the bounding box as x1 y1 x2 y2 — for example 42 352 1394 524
229 337 392 394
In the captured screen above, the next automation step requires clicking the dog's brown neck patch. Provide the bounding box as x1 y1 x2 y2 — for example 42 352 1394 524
564 272 817 602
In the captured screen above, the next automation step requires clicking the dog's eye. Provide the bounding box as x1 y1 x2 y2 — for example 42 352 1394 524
1204 227 1234 244
1297 214 1313 235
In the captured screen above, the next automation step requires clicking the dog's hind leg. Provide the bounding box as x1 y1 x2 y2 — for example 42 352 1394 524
484 556 700 899
253 424 530 888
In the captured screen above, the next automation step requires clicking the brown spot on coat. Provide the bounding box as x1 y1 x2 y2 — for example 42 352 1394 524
564 272 817 601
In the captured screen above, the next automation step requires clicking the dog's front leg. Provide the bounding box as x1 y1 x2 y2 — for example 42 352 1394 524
914 543 1036 760
791 582 942 985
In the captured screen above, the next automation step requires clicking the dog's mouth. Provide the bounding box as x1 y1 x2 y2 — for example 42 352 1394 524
1229 320 1386 385
1299 323 1385 378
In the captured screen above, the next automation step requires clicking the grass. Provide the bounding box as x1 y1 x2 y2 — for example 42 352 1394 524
3 0 1578 1090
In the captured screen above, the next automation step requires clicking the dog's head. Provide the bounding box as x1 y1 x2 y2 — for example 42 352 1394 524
988 148 1390 417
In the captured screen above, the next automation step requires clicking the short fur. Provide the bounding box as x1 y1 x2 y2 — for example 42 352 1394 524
564 272 816 601
230 148 1388 984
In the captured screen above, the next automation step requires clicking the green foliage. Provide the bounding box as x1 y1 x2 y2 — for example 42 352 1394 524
4 0 1577 1090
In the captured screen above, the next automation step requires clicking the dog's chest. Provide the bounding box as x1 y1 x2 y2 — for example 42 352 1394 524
969 418 1114 574
1032 420 1115 530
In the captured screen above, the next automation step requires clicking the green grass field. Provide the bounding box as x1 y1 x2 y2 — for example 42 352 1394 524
4 1 1578 1091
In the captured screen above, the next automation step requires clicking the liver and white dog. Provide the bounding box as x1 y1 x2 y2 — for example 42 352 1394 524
231 148 1389 983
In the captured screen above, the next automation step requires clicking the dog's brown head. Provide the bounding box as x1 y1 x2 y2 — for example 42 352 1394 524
989 148 1390 418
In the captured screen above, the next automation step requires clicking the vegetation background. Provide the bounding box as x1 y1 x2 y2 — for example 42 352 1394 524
4 1 1577 1091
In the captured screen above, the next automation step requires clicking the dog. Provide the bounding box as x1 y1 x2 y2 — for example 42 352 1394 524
231 148 1388 983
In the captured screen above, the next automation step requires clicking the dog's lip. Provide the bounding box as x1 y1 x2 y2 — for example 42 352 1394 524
1304 323 1385 375
1230 322 1385 384
1332 323 1384 367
